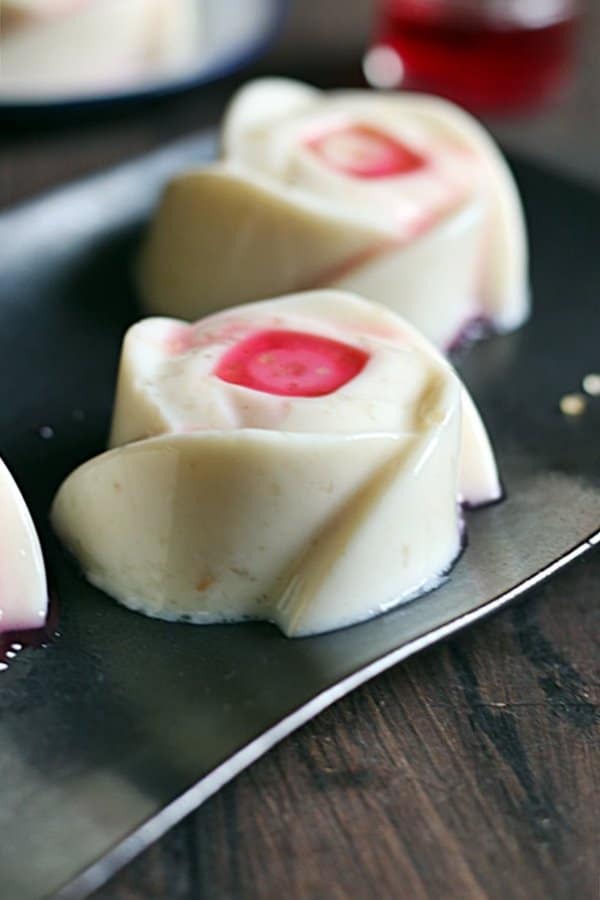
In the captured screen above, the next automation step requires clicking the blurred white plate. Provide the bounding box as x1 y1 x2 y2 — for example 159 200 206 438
0 0 286 112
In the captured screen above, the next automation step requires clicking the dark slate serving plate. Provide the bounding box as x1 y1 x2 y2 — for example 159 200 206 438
0 135 598 900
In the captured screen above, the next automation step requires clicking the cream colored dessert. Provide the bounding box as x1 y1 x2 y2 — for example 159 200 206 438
0 0 202 98
138 77 529 349
0 457 47 633
52 291 500 637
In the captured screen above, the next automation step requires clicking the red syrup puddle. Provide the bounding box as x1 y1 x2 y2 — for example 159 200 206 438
215 329 369 398
446 315 492 356
305 124 426 179
0 587 59 670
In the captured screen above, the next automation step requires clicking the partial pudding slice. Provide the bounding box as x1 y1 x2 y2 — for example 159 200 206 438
52 291 500 637
0 458 47 634
138 77 529 349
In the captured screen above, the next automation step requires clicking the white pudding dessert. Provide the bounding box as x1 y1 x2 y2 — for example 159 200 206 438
52 291 500 636
0 457 47 633
0 0 202 98
138 78 529 349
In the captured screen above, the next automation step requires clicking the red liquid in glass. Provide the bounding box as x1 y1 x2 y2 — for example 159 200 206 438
373 0 577 113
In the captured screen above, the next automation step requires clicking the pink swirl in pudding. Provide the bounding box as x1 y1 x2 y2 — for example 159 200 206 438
214 329 369 397
306 124 426 179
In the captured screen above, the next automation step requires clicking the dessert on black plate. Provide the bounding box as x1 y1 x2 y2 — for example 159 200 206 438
52 290 500 636
0 457 47 635
139 77 529 350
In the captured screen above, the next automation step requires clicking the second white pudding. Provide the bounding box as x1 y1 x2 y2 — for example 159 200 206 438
138 78 529 349
52 291 500 636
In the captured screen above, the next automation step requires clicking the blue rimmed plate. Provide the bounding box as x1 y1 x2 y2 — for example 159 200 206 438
0 0 287 115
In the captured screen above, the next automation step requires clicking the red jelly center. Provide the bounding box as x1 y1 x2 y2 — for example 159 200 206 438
306 124 426 178
215 329 369 397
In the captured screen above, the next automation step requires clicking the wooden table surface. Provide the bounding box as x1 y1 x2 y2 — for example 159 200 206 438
2 23 599 900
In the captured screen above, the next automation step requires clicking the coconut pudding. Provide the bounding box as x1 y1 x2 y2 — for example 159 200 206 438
0 458 47 634
138 78 529 349
0 0 202 99
52 290 500 637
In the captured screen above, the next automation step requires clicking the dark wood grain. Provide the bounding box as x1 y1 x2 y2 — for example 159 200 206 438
88 553 598 900
2 27 599 900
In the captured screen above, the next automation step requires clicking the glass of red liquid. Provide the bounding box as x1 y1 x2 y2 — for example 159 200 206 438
366 0 579 114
